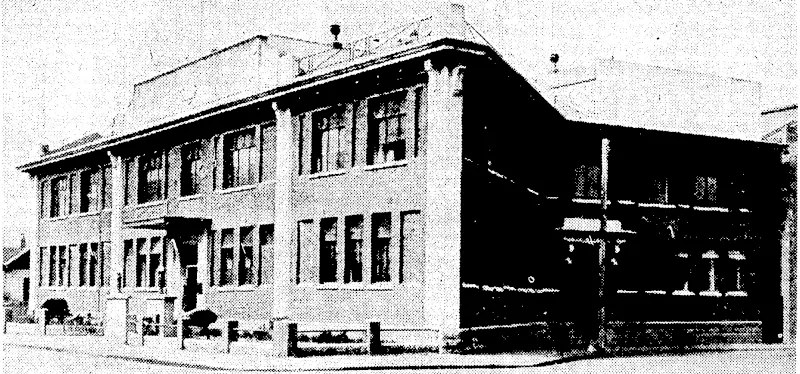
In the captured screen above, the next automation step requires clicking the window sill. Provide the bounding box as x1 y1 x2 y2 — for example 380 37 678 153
725 291 748 297
694 206 729 213
131 200 166 209
177 194 204 201
639 202 676 209
672 290 695 296
216 285 257 292
616 290 638 294
572 198 601 204
216 184 257 195
41 287 68 291
125 287 160 293
699 290 723 297
364 160 409 171
644 290 667 295
306 169 348 180
295 282 399 290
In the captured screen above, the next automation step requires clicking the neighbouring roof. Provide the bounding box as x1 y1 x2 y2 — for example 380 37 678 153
47 132 103 154
537 59 773 141
3 246 28 269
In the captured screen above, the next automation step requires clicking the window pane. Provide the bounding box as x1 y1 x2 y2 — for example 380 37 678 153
224 129 257 188
239 227 255 285
345 216 363 283
319 218 338 283
220 229 235 286
368 92 407 165
79 244 88 286
371 213 391 283
259 225 274 285
136 239 147 287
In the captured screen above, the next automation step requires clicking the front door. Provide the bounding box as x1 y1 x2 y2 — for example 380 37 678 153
184 265 198 312
179 236 199 312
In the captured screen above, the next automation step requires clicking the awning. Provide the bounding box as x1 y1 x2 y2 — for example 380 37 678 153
123 216 211 231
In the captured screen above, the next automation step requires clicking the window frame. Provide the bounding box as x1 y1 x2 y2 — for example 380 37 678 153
181 142 203 197
367 90 409 165
220 229 235 286
138 152 165 204
319 217 339 283
223 128 258 189
50 176 70 217
371 212 392 283
80 167 101 213
344 215 364 283
311 106 349 174
238 226 255 286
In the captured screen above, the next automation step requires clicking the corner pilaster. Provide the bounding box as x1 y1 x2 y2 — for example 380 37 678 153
272 101 294 321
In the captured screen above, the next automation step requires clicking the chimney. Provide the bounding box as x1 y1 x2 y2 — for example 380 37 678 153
436 3 467 40
40 144 50 156
330 24 343 49
19 233 25 249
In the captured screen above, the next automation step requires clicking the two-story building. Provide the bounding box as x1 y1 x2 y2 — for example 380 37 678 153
17 4 791 348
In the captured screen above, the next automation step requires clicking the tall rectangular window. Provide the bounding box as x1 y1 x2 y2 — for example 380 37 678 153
67 245 75 286
368 92 407 165
181 142 203 196
208 230 216 287
89 243 99 287
80 168 101 213
695 176 719 204
220 229 235 286
574 164 600 198
38 247 45 286
136 238 147 287
224 129 257 188
48 246 57 286
239 227 255 286
139 152 164 203
148 238 161 288
58 245 67 286
261 123 277 181
101 242 110 287
124 158 135 205
371 213 391 283
102 165 112 210
78 243 88 286
50 177 69 217
344 216 363 283
123 240 133 287
319 218 338 283
312 107 348 173
259 225 274 285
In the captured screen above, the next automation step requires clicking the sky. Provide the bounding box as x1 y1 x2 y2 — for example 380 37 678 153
1 0 796 247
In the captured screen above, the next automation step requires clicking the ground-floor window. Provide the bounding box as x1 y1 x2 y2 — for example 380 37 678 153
239 227 255 286
344 216 363 283
220 229 235 286
136 239 147 287
371 213 391 283
319 218 338 283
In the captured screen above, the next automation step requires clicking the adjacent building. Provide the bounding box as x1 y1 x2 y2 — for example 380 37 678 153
17 4 793 347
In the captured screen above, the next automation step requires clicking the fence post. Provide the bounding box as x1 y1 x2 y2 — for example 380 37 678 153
271 320 297 357
368 321 381 355
177 318 185 350
3 307 8 334
36 308 47 335
223 320 238 353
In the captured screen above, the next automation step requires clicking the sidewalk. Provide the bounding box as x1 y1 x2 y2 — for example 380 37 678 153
3 333 560 371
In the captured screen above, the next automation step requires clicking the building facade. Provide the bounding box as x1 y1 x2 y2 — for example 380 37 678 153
18 5 792 347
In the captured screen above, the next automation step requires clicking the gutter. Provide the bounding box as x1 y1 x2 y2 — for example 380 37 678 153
18 38 489 173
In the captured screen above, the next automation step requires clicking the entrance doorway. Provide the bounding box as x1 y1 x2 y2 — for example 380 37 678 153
179 237 199 312
561 241 601 345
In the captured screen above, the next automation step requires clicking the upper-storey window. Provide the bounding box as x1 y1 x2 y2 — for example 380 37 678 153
139 152 164 203
574 164 600 199
50 176 69 217
80 168 101 213
694 176 718 205
102 165 112 210
224 128 257 188
181 142 202 196
312 107 349 173
368 91 408 165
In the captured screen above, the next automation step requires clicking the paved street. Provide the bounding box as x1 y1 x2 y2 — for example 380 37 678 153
3 343 795 373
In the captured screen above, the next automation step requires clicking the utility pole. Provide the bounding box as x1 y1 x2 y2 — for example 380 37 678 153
596 137 611 352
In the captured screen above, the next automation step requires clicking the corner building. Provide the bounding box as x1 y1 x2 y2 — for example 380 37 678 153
18 4 791 347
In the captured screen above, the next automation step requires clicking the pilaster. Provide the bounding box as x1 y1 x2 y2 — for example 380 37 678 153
423 59 465 340
108 152 125 292
272 101 294 320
